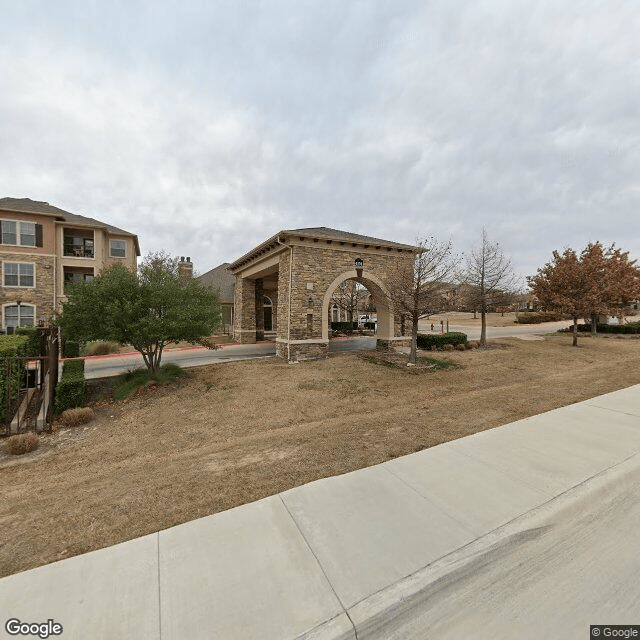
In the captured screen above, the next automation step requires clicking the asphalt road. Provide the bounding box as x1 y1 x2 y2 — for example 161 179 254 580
84 343 277 379
84 321 569 379
418 319 571 340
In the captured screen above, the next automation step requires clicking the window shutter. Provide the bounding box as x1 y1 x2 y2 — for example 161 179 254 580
35 224 43 247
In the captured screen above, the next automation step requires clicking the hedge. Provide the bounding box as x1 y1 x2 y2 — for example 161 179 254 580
562 322 640 335
14 327 41 357
331 321 359 332
417 332 467 350
63 340 81 358
516 312 572 324
0 335 31 423
54 358 86 414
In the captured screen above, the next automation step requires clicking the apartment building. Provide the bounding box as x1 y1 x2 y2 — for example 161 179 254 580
0 197 140 333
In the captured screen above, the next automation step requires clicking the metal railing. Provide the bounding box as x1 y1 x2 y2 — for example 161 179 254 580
1 329 59 435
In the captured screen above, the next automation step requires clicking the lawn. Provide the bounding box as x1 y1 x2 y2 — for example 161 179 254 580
2 334 640 577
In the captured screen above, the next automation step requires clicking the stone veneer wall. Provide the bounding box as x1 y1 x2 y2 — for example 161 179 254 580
0 253 56 325
234 276 256 343
284 244 413 340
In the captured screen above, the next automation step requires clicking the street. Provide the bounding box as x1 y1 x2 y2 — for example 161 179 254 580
83 321 569 379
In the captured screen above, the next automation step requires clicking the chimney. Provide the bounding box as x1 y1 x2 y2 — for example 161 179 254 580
178 256 193 282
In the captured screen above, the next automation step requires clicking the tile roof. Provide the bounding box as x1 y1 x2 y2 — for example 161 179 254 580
0 197 137 238
285 227 417 250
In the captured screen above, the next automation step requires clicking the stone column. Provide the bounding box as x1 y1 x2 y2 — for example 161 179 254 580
233 276 256 344
255 278 264 341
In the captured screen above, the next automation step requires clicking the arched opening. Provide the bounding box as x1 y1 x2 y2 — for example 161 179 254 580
3 303 35 334
322 270 396 348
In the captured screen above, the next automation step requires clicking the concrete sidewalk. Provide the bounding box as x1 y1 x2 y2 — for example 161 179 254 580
2 386 640 639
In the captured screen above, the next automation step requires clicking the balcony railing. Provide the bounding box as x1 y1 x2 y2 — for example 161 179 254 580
63 245 94 258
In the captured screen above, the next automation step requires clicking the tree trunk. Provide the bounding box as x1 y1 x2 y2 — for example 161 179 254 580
591 314 597 336
410 318 418 364
480 310 487 346
573 316 578 347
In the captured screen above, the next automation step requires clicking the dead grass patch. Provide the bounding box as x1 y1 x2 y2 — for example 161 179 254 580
2 335 640 576
58 407 95 428
4 432 39 455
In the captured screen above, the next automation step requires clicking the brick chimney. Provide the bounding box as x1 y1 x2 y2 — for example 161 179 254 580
179 256 193 283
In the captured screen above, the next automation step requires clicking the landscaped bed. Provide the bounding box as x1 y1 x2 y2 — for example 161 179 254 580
2 334 640 577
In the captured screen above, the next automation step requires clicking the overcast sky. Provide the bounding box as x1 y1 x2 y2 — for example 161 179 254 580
1 1 638 284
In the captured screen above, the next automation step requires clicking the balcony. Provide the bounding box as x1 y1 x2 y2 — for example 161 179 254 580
63 266 94 293
63 229 94 258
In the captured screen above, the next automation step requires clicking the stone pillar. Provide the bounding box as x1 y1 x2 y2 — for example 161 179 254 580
276 252 291 359
255 278 264 342
233 276 256 344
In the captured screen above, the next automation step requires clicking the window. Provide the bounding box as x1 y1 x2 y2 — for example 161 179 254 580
2 220 16 244
4 304 35 332
63 232 94 258
0 220 41 247
110 240 126 258
3 262 35 287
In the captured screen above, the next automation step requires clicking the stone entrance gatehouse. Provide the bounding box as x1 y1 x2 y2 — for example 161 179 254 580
229 227 418 361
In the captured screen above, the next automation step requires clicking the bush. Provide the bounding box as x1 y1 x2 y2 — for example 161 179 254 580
113 363 185 401
0 334 30 423
416 332 467 350
59 407 95 427
63 340 81 358
330 321 359 333
54 358 86 414
62 359 85 377
14 327 41 356
4 432 39 455
561 322 640 335
83 341 120 356
515 312 571 324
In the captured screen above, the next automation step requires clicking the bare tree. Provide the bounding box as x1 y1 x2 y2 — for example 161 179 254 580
331 280 367 323
462 228 519 346
387 236 460 364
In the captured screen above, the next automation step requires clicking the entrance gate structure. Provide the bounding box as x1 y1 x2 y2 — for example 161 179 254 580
229 227 419 361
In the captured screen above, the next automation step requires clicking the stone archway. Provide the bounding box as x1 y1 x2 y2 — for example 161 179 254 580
321 270 395 344
229 227 418 361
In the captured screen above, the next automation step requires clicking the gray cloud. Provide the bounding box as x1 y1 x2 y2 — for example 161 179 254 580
1 0 638 280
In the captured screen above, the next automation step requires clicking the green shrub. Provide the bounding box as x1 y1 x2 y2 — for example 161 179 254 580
417 332 467 350
63 340 81 358
54 357 86 414
0 334 30 423
330 321 359 333
562 322 640 334
14 327 41 356
112 363 185 401
62 358 85 376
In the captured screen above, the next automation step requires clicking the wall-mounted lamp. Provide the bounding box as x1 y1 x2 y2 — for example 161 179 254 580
355 258 364 278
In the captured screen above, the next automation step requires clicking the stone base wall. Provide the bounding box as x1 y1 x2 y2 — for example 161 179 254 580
0 253 56 326
376 337 411 351
276 340 329 361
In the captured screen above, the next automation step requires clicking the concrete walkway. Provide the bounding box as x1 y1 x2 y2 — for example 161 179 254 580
2 386 640 639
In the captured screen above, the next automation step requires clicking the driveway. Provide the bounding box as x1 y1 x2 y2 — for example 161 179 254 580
418 319 570 340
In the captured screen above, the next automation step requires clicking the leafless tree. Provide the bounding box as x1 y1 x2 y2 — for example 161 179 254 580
331 280 367 323
462 228 520 345
387 236 460 364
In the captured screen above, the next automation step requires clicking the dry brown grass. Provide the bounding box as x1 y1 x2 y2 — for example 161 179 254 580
58 407 95 428
4 432 39 456
2 335 640 577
